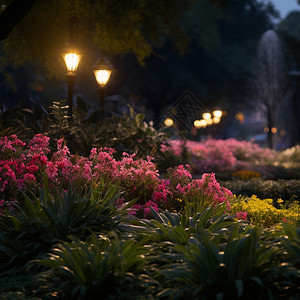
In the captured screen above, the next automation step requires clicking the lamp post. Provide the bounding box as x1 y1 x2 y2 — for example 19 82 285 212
93 58 113 121
62 50 82 119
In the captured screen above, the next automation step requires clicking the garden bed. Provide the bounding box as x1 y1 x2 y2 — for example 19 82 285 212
0 134 300 299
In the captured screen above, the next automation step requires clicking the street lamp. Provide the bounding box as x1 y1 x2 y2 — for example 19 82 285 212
93 58 113 121
62 49 82 118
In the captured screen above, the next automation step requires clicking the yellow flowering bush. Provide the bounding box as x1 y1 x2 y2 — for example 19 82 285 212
232 170 262 180
231 195 300 227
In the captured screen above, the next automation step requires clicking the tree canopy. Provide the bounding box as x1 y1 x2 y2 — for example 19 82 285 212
0 0 282 121
0 0 196 77
118 0 279 117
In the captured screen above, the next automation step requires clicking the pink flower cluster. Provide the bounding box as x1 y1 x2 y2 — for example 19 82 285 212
162 138 276 174
165 165 233 211
236 211 248 220
1 135 234 218
0 134 50 210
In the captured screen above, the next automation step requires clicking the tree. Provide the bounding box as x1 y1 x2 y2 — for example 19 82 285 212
277 11 300 146
118 0 279 120
0 0 196 77
0 0 36 40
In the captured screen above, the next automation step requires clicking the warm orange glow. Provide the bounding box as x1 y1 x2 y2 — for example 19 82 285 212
264 127 269 133
199 119 207 128
235 112 244 123
213 117 221 124
279 129 286 136
271 127 277 134
194 120 202 128
94 70 112 87
202 113 211 120
213 110 222 118
63 53 82 72
207 118 213 125
164 118 174 127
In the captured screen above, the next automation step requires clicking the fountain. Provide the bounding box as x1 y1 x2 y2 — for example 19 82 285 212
252 29 288 149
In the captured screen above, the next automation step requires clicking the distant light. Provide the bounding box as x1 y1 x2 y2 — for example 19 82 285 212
235 112 244 123
271 127 277 134
207 118 213 125
264 127 269 133
194 120 202 129
279 129 286 136
213 110 222 118
198 119 208 128
202 113 211 120
213 117 221 124
164 118 174 127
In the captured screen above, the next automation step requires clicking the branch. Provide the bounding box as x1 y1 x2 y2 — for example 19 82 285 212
0 0 36 41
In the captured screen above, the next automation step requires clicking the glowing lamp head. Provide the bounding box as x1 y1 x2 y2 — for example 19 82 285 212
94 70 112 87
202 112 211 120
164 118 173 127
93 58 113 87
63 52 82 72
213 110 222 118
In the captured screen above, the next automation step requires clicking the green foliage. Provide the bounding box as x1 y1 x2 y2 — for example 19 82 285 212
97 106 167 157
33 234 156 299
157 227 292 299
0 273 39 300
149 203 236 238
45 100 75 140
0 102 35 139
221 179 300 202
277 11 300 65
0 0 195 76
231 195 300 227
0 177 130 274
282 224 300 268
132 204 237 270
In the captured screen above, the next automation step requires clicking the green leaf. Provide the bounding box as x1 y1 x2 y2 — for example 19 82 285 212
235 279 243 298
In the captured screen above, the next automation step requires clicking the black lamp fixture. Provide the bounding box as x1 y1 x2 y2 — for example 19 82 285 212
62 16 82 119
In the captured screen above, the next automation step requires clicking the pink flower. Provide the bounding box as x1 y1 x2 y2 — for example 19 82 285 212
236 211 248 220
46 161 58 181
143 201 159 219
23 173 36 182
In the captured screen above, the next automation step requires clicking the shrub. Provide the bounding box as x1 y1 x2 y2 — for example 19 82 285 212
160 138 277 175
157 227 290 299
0 179 131 274
163 166 233 213
1 135 233 220
221 179 300 201
232 170 262 180
230 195 300 226
33 234 156 300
